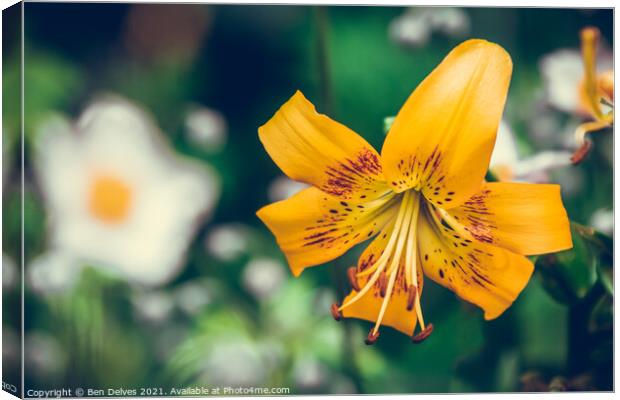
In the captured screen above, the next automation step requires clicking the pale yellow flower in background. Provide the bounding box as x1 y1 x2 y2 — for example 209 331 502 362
571 27 614 163
539 27 613 164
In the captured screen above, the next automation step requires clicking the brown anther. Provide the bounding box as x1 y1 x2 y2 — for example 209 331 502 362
378 272 387 297
330 303 342 321
365 329 380 345
570 140 592 165
406 285 417 311
412 323 434 344
347 267 361 291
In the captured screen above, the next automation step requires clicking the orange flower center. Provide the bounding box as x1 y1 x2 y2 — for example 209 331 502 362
88 174 133 224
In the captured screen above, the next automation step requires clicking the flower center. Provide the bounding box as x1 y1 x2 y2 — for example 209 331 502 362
88 174 133 224
335 190 432 343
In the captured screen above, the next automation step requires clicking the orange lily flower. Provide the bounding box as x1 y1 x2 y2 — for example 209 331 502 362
572 27 614 164
256 40 573 343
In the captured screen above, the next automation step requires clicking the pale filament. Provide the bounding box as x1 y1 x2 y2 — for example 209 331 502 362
432 206 471 241
354 193 410 278
338 191 412 310
404 196 426 331
371 192 420 335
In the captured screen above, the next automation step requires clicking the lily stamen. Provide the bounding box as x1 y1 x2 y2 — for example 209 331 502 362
378 272 387 297
370 192 419 337
338 193 414 310
412 323 434 343
347 266 361 291
355 194 411 279
330 303 342 321
406 285 416 311
365 329 380 345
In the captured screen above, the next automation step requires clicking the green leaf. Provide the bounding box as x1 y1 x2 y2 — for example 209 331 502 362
596 262 613 296
536 224 598 305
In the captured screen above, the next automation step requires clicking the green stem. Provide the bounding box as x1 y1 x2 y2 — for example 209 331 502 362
314 7 334 115
567 282 605 376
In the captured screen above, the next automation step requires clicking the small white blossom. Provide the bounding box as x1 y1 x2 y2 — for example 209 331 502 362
174 280 212 315
390 7 469 47
28 250 81 295
242 257 286 300
132 290 175 323
2 254 17 291
292 355 328 390
590 208 613 235
200 339 266 387
25 332 67 381
185 107 227 153
205 223 252 262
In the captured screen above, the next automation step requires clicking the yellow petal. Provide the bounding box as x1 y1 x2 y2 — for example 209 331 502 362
257 187 398 277
575 118 613 146
448 182 573 256
580 27 604 119
341 285 419 336
341 224 423 335
417 207 533 320
259 91 384 199
597 70 614 103
381 39 512 209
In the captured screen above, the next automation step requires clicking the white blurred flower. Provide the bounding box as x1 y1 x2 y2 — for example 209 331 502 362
490 121 520 171
257 339 285 372
490 120 572 182
539 48 612 114
590 208 613 235
330 375 357 394
2 254 17 291
185 107 227 153
174 280 212 315
28 250 81 295
24 332 67 381
33 97 220 287
205 223 251 262
389 7 469 47
2 328 19 366
427 7 470 36
153 325 188 362
267 175 309 202
132 290 175 323
540 50 584 114
200 338 266 387
292 355 327 390
242 257 285 300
